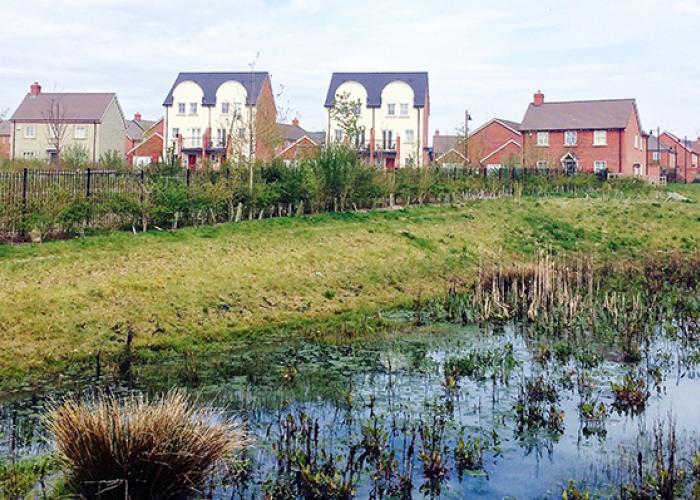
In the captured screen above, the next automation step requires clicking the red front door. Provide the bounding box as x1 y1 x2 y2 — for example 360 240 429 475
187 154 197 169
385 158 395 170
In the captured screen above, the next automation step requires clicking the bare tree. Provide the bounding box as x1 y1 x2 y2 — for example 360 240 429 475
44 98 68 163
329 92 364 146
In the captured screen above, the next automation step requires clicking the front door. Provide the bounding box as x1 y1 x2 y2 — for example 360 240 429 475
187 154 197 169
385 157 395 170
562 157 577 176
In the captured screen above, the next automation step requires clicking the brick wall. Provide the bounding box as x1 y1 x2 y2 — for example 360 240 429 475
522 129 625 172
255 77 278 163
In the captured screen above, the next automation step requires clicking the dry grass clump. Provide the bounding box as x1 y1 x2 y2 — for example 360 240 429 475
44 389 247 499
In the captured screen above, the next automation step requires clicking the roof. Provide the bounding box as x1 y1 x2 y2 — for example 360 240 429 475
0 121 10 136
278 122 308 143
661 132 698 154
10 93 118 123
433 134 462 156
495 118 521 132
324 72 429 108
520 99 638 131
163 72 269 107
126 119 158 141
308 131 326 144
648 135 675 154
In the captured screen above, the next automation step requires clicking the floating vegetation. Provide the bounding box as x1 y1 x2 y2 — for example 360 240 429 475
611 373 648 411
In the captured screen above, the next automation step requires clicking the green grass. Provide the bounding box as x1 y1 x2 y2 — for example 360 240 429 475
0 186 699 392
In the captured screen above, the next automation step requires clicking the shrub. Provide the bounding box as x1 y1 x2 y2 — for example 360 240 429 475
45 389 248 499
61 145 90 170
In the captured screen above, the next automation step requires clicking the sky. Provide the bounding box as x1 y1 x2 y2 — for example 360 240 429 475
1 0 699 139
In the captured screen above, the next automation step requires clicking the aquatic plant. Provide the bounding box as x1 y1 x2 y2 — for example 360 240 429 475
454 429 485 476
514 375 564 433
611 373 648 411
44 389 246 499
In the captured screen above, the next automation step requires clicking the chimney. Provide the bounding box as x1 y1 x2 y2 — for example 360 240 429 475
435 129 440 136
30 82 42 97
533 90 545 106
292 117 300 127
134 112 142 121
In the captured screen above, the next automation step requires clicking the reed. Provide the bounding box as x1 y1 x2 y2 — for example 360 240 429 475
44 389 247 499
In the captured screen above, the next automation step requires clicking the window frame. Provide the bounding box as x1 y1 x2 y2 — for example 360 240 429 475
564 130 577 146
221 102 230 115
177 103 186 115
593 130 607 146
593 160 608 173
24 125 36 139
387 104 396 116
189 102 198 115
536 131 549 147
405 129 415 143
74 125 87 140
400 103 409 116
334 129 343 142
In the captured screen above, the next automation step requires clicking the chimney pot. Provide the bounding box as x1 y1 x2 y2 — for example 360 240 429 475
30 82 42 97
435 129 440 136
134 112 142 121
533 90 545 106
292 117 300 127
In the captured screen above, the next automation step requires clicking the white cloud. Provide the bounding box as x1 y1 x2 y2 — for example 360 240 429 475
0 0 698 137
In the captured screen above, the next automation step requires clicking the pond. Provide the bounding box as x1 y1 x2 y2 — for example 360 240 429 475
3 316 700 498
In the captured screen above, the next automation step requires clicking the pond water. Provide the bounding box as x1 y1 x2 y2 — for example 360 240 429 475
3 318 700 498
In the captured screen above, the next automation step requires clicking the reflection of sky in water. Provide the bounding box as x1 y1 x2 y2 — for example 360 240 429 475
2 323 700 498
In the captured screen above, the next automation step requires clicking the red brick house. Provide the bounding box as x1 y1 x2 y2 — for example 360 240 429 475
520 91 647 175
646 134 677 178
275 118 323 163
126 117 164 167
0 121 10 160
433 118 522 167
659 132 698 182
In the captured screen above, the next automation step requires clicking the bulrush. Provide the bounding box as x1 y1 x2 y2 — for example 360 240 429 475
44 389 248 499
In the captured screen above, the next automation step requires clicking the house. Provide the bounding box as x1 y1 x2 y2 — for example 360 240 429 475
659 132 698 182
0 121 10 160
9 82 125 163
162 72 277 169
275 118 323 163
324 72 430 168
646 134 677 178
520 91 646 175
433 118 522 168
126 116 164 167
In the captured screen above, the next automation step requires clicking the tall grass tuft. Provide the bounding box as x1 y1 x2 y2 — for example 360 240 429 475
44 389 247 499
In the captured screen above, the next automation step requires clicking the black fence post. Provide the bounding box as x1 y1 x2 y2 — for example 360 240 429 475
140 170 145 204
21 168 28 214
86 168 92 199
186 168 191 187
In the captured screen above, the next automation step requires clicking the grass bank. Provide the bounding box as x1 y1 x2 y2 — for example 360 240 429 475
1 186 699 392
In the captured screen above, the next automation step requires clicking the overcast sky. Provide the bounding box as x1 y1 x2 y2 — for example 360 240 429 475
1 0 699 138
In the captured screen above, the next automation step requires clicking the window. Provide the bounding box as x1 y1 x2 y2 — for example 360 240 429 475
594 160 607 173
652 152 660 161
221 102 230 114
74 125 87 140
405 129 415 142
335 129 343 142
382 130 393 149
353 103 362 116
400 103 409 116
238 127 246 139
189 103 198 115
354 130 365 148
537 132 549 147
216 128 226 147
536 160 548 169
24 125 36 139
564 130 577 146
594 130 607 146
233 102 243 116
23 152 35 160
634 135 642 150
387 104 396 116
177 103 186 115
172 127 180 138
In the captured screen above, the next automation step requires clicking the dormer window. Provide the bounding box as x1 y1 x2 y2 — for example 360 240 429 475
177 103 186 115
234 102 243 116
400 103 409 116
221 102 230 114
387 104 396 116
353 103 362 115
189 103 198 115
564 130 577 146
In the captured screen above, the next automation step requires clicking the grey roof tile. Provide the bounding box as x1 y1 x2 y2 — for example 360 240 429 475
520 99 637 131
163 72 269 107
324 72 429 108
